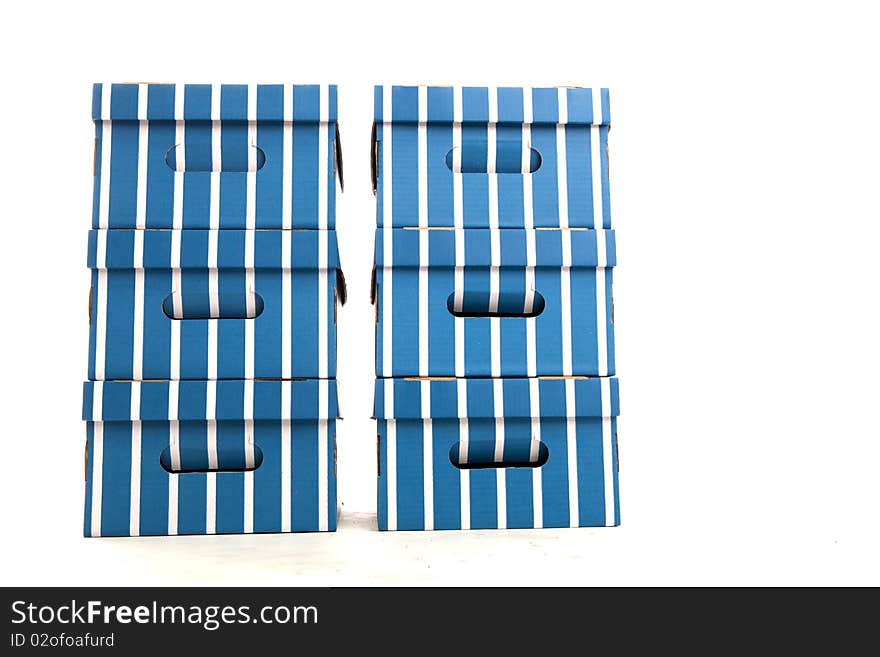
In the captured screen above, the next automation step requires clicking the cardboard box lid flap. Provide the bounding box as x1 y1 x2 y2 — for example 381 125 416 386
93 83 337 123
373 377 619 420
84 380 339 422
374 228 615 268
374 86 609 126
88 229 341 271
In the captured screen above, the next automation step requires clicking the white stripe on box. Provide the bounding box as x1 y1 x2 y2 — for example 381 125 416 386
418 232 429 377
167 380 179 535
493 378 506 529
600 377 615 526
591 88 604 229
245 85 257 381
281 381 291 532
596 231 609 376
382 86 393 377
418 86 429 377
318 86 329 383
523 90 537 377
457 378 470 530
243 378 254 533
98 83 111 229
135 84 148 229
453 88 465 377
565 378 579 527
282 84 293 229
488 88 500 375
172 84 185 229
488 89 500 376
129 382 142 536
421 379 434 530
208 87 220 381
318 380 329 532
529 378 543 528
132 230 144 380
133 84 147 386
170 85 184 380
205 380 218 535
90 382 104 537
94 230 107 381
282 85 293 386
385 378 397 531
561 230 573 376
557 88 569 229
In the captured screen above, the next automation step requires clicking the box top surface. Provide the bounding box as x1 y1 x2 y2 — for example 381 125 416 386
84 379 339 421
88 229 341 271
374 86 609 125
93 83 337 122
374 377 618 420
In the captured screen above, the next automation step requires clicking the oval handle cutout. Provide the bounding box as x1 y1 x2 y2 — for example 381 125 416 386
164 143 266 172
160 443 263 474
449 440 549 470
162 291 264 320
446 290 545 318
446 142 541 174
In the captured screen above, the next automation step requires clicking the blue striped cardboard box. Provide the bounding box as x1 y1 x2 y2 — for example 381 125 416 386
373 85 610 229
83 379 338 536
374 377 619 531
87 227 342 380
92 83 340 230
373 227 614 377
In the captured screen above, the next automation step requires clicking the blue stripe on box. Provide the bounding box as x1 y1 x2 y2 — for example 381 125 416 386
254 385 282 533
391 230 417 374
101 418 133 536
292 87 319 230
565 116 590 227
428 233 455 375
254 232 282 378
430 402 461 530
256 85 283 228
497 121 525 228
291 421 318 533
530 123 558 227
108 88 139 228
576 414 605 527
182 114 211 229
105 268 135 379
142 267 172 379
427 90 453 227
391 88 418 231
539 380 569 527
220 85 247 121
146 87 175 228
220 88 248 228
140 421 170 535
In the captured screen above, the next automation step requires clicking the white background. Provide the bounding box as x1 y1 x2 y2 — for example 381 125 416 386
1 0 878 586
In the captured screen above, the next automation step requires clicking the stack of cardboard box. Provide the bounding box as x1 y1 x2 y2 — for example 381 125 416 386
82 83 344 536
372 86 620 530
